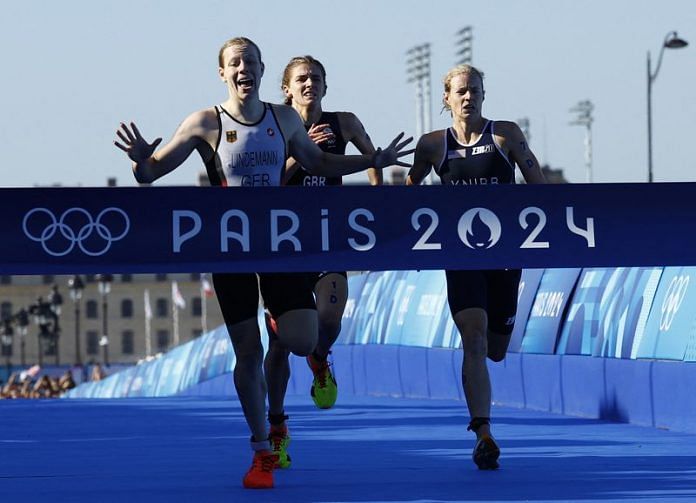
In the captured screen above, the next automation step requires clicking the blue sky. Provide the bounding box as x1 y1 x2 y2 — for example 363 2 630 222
1 0 694 186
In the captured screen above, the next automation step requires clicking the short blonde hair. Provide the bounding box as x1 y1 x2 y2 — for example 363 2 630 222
217 37 262 67
442 64 485 111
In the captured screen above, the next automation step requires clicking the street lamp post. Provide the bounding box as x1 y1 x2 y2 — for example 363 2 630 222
15 309 29 366
406 43 431 183
97 274 113 366
68 275 85 365
30 297 50 367
1 319 13 376
647 31 688 182
570 100 594 183
48 285 63 366
455 26 473 66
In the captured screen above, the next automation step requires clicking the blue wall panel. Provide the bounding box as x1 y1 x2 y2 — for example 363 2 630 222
426 347 461 400
558 355 605 417
520 353 563 413
398 346 429 398
363 344 402 397
489 353 525 409
603 358 653 427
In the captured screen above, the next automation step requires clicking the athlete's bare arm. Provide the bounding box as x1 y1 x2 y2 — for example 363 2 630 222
115 108 218 184
274 105 413 177
338 112 381 186
495 121 547 184
406 131 443 185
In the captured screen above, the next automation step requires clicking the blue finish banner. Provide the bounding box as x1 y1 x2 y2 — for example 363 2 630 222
6 183 696 274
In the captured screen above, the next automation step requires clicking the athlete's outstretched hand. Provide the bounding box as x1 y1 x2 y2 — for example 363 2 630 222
373 133 415 169
307 123 336 145
114 122 162 163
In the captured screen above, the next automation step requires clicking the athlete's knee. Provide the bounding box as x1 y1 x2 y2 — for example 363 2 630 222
288 338 315 357
454 309 488 359
461 329 488 359
276 309 318 356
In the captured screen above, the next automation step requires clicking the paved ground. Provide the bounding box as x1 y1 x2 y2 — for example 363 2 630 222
2 394 696 502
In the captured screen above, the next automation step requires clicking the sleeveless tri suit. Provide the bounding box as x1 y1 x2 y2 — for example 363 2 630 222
206 103 316 324
435 121 521 335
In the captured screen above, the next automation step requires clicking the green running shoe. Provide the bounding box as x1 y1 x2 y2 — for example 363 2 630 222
269 426 291 469
307 352 338 409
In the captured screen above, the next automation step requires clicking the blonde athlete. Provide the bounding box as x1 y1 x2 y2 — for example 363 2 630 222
407 64 545 470
115 37 412 489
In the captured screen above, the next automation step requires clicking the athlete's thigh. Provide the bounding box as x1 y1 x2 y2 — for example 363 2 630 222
483 269 521 335
212 273 262 353
212 272 260 326
314 272 348 319
258 272 317 318
445 269 488 316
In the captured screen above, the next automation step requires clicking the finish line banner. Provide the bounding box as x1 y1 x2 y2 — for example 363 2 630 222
4 183 695 274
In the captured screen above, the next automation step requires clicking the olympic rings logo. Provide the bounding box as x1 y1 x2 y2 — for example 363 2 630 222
659 274 690 332
22 207 130 257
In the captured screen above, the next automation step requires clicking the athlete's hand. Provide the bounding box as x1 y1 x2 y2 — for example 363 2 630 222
307 123 336 145
372 132 415 169
114 122 162 163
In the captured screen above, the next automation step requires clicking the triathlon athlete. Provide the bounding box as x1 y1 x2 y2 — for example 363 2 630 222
114 37 412 489
262 55 381 469
406 64 546 470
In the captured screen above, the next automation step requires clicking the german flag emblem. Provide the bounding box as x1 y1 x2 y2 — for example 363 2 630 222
226 130 237 143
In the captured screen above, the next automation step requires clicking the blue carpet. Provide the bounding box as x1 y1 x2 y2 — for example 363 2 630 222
2 394 696 502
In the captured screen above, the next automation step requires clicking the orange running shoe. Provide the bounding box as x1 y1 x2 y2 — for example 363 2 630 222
242 450 278 489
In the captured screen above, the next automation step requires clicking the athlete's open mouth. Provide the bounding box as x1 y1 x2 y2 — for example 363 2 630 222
237 78 254 89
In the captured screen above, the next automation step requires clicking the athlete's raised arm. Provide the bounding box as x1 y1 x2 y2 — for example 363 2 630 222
277 105 413 177
114 109 216 184
339 112 381 185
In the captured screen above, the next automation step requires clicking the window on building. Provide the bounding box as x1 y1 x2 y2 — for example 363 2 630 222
42 275 54 285
156 298 168 318
1 302 12 320
85 275 96 283
192 297 202 317
86 300 99 319
121 274 132 283
86 331 99 355
121 299 133 318
189 272 201 281
156 330 169 352
155 274 168 282
192 329 203 339
122 330 134 355
0 276 11 285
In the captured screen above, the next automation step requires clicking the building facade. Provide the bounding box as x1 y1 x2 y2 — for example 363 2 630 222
0 274 225 367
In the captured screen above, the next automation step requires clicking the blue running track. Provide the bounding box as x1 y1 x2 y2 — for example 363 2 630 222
2 394 696 502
